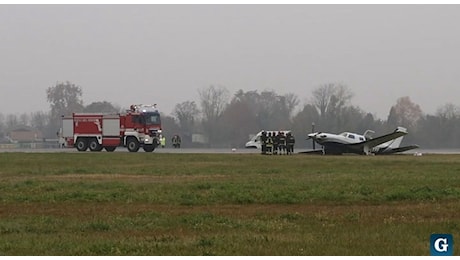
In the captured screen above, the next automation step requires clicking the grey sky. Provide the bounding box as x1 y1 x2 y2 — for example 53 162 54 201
1 4 459 119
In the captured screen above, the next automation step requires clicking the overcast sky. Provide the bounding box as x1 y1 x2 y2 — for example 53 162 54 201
1 4 459 119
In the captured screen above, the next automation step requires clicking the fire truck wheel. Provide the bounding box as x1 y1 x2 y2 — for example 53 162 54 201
127 138 140 152
89 138 102 152
75 138 88 152
105 146 116 152
143 144 155 152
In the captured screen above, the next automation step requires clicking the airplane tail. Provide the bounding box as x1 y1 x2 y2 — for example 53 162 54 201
380 127 407 149
386 135 404 149
376 132 419 155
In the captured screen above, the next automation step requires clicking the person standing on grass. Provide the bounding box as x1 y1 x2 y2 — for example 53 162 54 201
172 135 179 148
266 132 273 155
278 131 286 155
261 130 267 155
273 132 280 154
160 135 166 148
286 132 295 155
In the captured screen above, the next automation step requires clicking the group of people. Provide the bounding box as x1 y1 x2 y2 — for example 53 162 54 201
157 134 181 148
260 131 295 155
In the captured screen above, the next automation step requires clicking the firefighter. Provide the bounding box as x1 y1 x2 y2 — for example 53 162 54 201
266 132 273 155
160 135 166 148
176 135 181 148
172 135 178 148
286 132 295 155
278 131 287 155
260 130 267 155
273 131 279 155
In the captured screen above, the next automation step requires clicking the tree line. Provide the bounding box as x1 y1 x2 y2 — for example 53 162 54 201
1 81 459 149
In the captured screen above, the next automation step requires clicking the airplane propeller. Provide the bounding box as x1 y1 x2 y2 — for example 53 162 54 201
306 132 321 140
307 132 322 151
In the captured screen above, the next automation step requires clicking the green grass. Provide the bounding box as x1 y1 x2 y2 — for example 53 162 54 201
0 152 459 255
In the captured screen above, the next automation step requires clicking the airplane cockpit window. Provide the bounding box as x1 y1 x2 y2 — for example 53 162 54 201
348 134 355 139
359 137 365 141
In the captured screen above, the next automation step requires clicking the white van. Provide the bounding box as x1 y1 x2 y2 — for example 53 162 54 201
245 130 292 149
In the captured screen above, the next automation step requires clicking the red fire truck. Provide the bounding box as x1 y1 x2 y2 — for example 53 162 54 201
61 104 162 152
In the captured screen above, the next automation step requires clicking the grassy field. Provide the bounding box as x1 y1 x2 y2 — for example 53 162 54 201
0 152 459 255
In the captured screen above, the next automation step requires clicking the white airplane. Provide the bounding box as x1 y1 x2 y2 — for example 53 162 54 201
306 126 419 155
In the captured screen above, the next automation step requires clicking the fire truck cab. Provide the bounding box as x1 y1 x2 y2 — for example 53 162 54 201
61 104 162 152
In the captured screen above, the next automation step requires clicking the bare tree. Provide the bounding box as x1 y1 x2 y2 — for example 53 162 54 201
198 85 229 123
284 93 300 117
311 83 335 117
198 85 229 146
311 83 353 118
310 83 354 132
5 114 18 130
30 111 50 133
19 113 30 126
173 101 199 132
436 103 460 120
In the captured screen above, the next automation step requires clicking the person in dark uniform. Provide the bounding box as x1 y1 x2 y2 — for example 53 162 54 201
260 131 267 155
273 131 279 155
172 134 181 148
176 135 181 148
266 132 273 155
286 132 295 155
278 131 287 155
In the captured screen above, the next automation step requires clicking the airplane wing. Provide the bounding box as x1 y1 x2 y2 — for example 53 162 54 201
350 127 408 154
375 145 420 155
298 149 324 155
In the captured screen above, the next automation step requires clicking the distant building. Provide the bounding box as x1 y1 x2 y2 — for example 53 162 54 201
9 126 43 143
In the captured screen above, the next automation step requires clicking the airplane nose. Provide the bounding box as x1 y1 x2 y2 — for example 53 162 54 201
307 133 318 139
307 132 322 140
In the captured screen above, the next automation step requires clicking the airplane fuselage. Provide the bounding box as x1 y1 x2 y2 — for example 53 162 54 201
307 127 414 155
308 132 367 154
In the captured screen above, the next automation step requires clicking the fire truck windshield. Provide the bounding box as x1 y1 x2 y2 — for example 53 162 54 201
143 112 161 125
